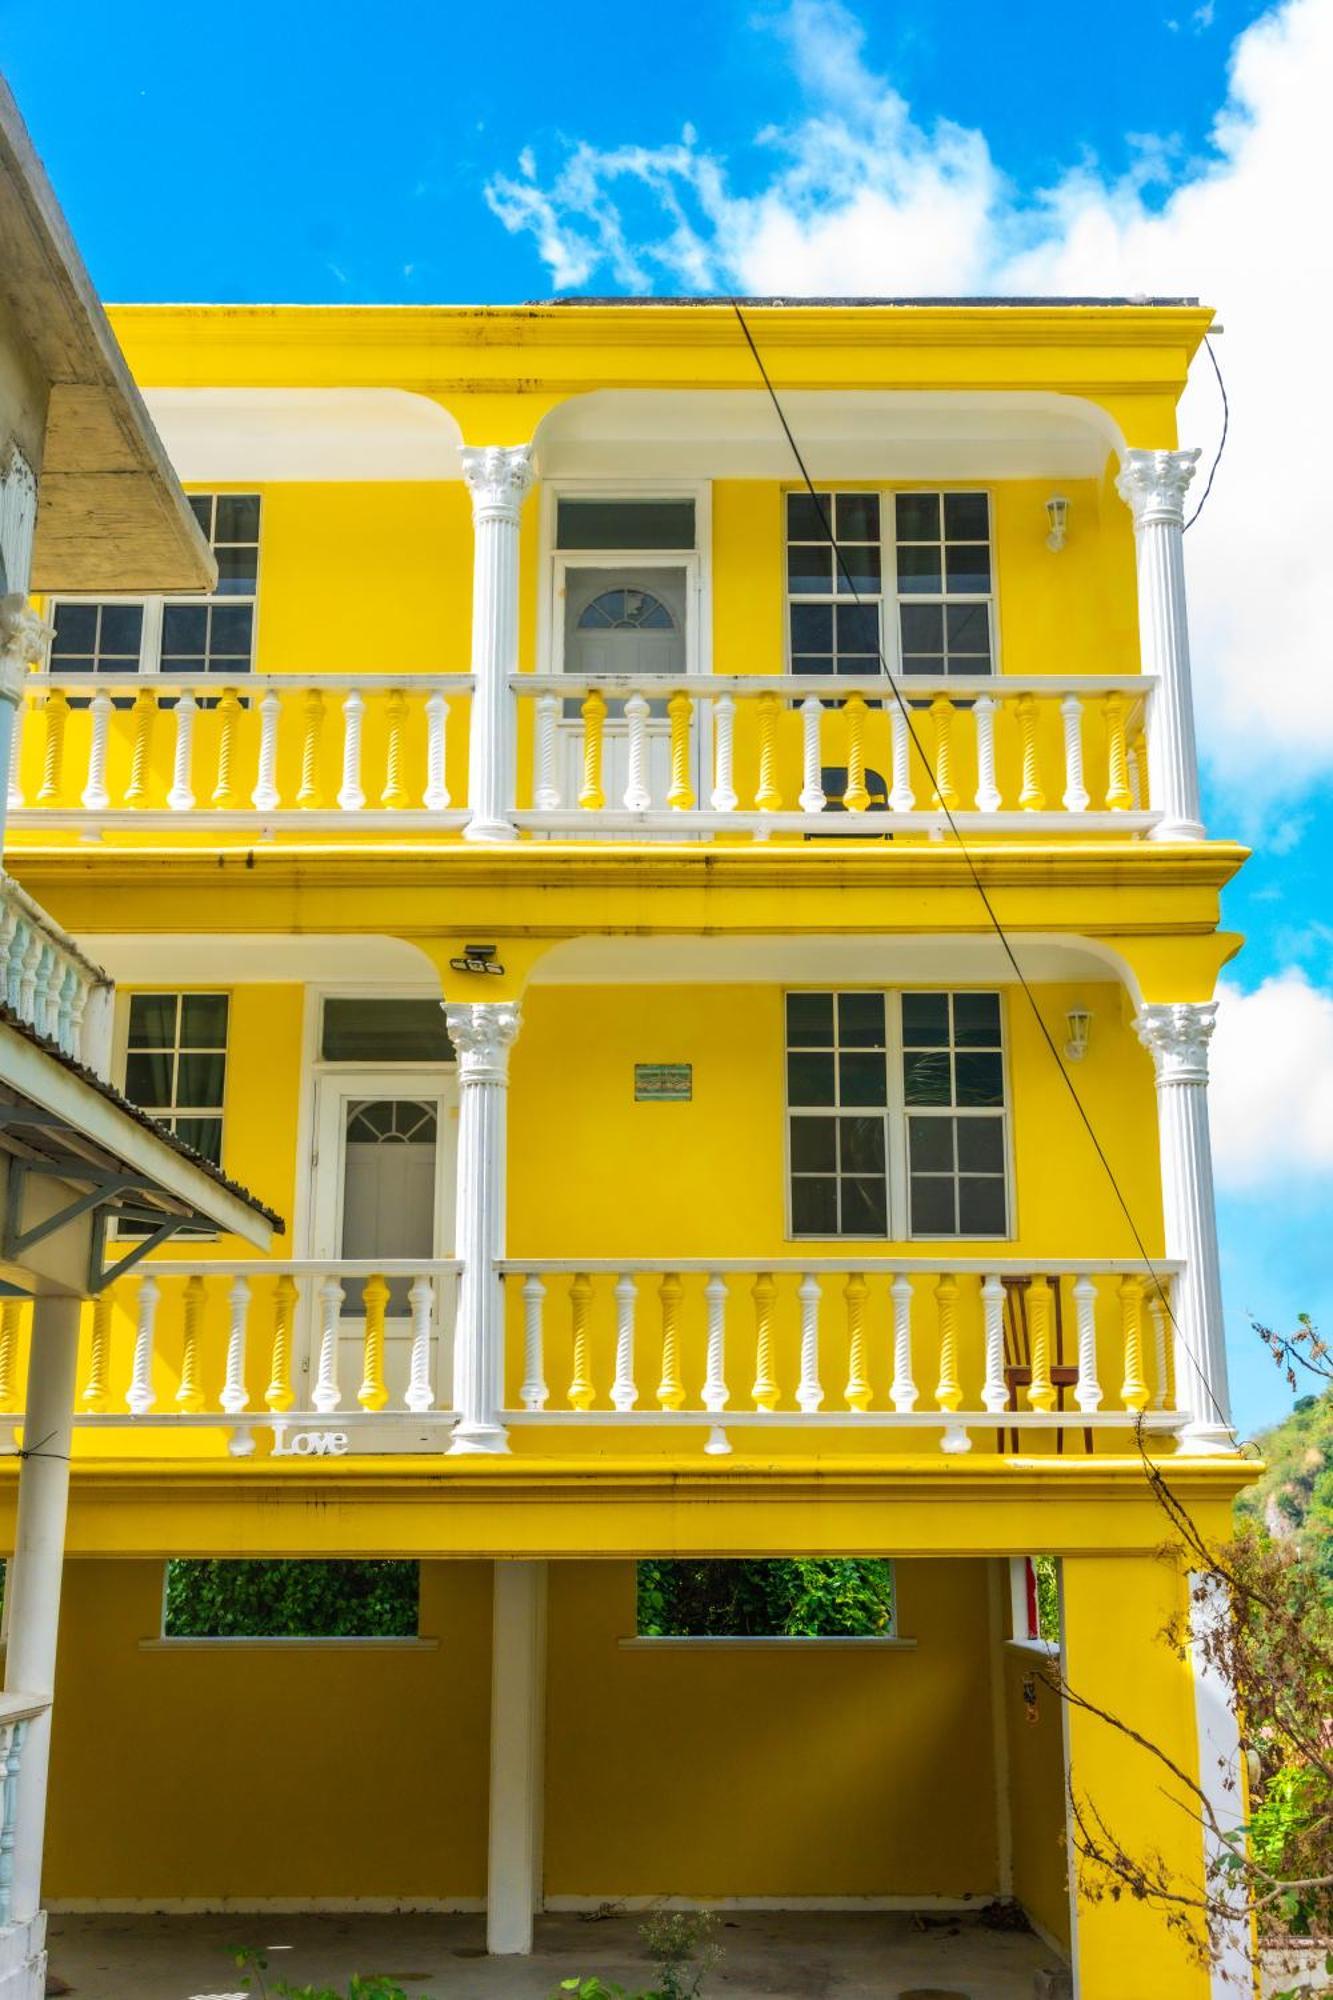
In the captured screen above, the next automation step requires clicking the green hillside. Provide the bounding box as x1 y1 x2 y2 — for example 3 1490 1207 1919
1237 1386 1333 1595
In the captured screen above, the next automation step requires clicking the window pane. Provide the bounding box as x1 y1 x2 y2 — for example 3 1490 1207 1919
787 1051 836 1106
945 545 991 595
910 1176 957 1234
838 1050 887 1106
899 604 943 655
903 1050 951 1106
180 993 229 1047
837 992 885 1047
321 997 454 1064
953 992 1001 1047
901 993 949 1047
556 499 695 550
895 546 943 595
214 548 258 596
51 603 97 653
100 604 144 655
840 1176 887 1235
959 1176 1007 1235
173 1117 223 1164
794 655 835 678
792 1176 838 1235
125 1048 172 1104
208 605 254 654
943 492 989 542
175 1051 225 1108
836 544 882 594
790 1117 836 1172
128 993 178 1048
790 603 833 652
895 494 940 543
908 1117 954 1171
187 495 212 536
786 992 834 1047
838 1116 885 1173
835 603 880 656
787 493 832 541
788 546 833 595
946 604 991 659
954 1051 1005 1106
836 493 880 542
957 1117 1005 1171
213 494 261 544
162 605 207 653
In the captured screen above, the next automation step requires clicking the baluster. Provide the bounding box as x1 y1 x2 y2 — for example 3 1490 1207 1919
0 1298 23 1411
251 688 282 810
1060 694 1089 812
7 685 26 808
796 1272 823 1413
124 685 156 807
36 687 69 805
929 695 958 811
296 689 325 808
220 1276 251 1416
703 1272 729 1413
750 1270 778 1411
81 1293 111 1411
623 693 651 811
569 1272 595 1411
1103 691 1132 810
798 697 825 813
657 1272 685 1411
31 945 54 1041
313 1274 344 1413
1074 1275 1103 1412
710 693 738 812
934 1274 962 1412
265 1273 297 1412
406 1275 435 1413
56 964 78 1054
754 691 781 812
424 690 450 810
359 1273 390 1410
18 927 41 1020
0 910 17 1011
1128 728 1147 810
1026 1276 1056 1411
1119 1274 1150 1412
890 1274 918 1412
579 689 607 811
380 689 408 807
667 688 694 810
973 693 1001 812
889 704 915 812
534 693 561 812
1149 1281 1170 1411
1016 693 1045 810
842 694 869 811
337 689 366 811
175 1273 205 1412
127 1273 159 1415
843 1271 871 1411
212 687 242 806
82 687 112 809
0 1718 26 1928
612 1272 638 1412
167 687 197 811
520 1273 549 1412
981 1274 1008 1414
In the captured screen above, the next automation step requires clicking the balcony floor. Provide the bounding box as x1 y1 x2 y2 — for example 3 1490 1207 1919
48 1908 1067 1998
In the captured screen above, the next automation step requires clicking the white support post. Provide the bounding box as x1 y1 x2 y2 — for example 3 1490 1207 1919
487 1560 547 1956
1116 449 1205 841
461 445 533 843
446 1001 521 1453
1135 1003 1233 1451
3 1294 80 1941
1188 1572 1251 1996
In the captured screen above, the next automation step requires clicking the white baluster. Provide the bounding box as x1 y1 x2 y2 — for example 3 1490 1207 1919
889 705 915 812
1073 1275 1103 1413
424 691 450 810
167 687 197 811
1061 694 1090 813
312 1274 344 1413
7 689 25 808
1149 1282 1170 1411
0 1717 24 1926
127 1274 159 1415
798 698 825 814
406 1275 436 1413
31 944 53 1040
337 689 366 810
17 926 40 1020
67 971 90 1061
981 1273 1008 1414
710 693 738 813
82 688 112 809
702 1272 729 1414
520 1273 548 1412
55 964 77 1055
251 687 281 810
612 1272 638 1412
1128 738 1144 811
220 1276 251 1415
623 693 651 811
973 694 1001 813
0 908 17 1008
890 1273 918 1412
533 693 561 812
796 1271 823 1413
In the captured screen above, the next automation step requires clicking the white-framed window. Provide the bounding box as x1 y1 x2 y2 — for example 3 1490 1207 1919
894 491 994 676
785 990 1011 1240
47 492 261 679
122 991 229 1166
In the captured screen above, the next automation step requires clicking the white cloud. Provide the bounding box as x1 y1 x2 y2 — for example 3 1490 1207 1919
485 0 1333 819
1210 972 1333 1188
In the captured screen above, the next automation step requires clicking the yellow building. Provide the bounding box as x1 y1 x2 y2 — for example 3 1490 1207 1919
0 295 1257 1996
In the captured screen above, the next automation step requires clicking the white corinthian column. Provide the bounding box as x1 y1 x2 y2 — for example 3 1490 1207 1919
1116 448 1205 842
460 445 534 842
446 1000 521 1453
1135 1001 1234 1453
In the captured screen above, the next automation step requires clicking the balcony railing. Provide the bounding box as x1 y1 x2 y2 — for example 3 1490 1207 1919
0 872 111 1071
0 1693 48 1927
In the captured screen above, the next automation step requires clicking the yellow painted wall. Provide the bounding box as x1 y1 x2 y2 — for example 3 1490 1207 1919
1002 1642 1070 1948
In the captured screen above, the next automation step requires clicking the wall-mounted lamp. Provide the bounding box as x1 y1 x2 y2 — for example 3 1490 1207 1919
1064 1006 1092 1062
1045 495 1070 552
449 943 505 977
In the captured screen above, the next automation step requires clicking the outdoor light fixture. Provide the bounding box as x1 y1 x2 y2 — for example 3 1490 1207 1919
449 943 505 976
1064 1006 1092 1062
1045 494 1070 551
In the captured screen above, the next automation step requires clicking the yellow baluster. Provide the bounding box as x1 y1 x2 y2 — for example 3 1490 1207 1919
359 1273 389 1411
842 694 869 812
176 1274 206 1412
211 687 241 806
381 689 409 808
1119 1274 1150 1413
124 686 157 807
1103 692 1132 810
934 1274 962 1412
297 688 326 808
82 1293 111 1412
265 1274 298 1413
754 691 782 812
930 695 959 810
1026 1276 1056 1412
666 688 695 811
751 1271 779 1410
1129 728 1148 810
569 1272 595 1411
843 1271 871 1411
0 1298 23 1411
36 688 69 805
658 1272 685 1411
1016 694 1046 811
579 689 607 811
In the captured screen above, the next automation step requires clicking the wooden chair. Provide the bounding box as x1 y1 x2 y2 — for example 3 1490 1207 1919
998 1275 1093 1455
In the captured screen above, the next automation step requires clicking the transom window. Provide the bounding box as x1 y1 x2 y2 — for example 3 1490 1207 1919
319 997 454 1066
123 991 229 1166
578 588 674 631
786 990 1009 1240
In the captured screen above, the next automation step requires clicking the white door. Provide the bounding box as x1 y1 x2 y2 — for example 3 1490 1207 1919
309 1071 457 1416
560 564 692 811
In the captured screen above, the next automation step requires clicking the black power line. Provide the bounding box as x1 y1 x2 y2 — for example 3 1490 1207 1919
1183 336 1229 533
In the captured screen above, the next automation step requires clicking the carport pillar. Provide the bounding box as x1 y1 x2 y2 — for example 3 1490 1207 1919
446 1001 520 1454
460 444 533 843
487 1560 548 1955
4 1294 81 1929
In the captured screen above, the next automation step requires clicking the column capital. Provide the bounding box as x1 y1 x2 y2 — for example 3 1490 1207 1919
1135 1000 1218 1084
0 594 50 706
459 445 535 525
1116 448 1201 529
445 1000 522 1082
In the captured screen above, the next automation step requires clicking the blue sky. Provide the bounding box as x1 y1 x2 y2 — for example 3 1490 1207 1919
6 0 1330 1436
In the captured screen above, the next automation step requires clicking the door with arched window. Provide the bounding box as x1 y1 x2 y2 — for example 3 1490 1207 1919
560 563 691 813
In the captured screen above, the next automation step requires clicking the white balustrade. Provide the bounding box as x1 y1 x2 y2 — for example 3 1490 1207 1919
0 1696 47 1929
0 876 111 1066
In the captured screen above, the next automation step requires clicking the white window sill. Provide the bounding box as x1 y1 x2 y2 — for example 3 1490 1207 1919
1005 1637 1060 1658
139 1635 437 1652
618 1635 916 1652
